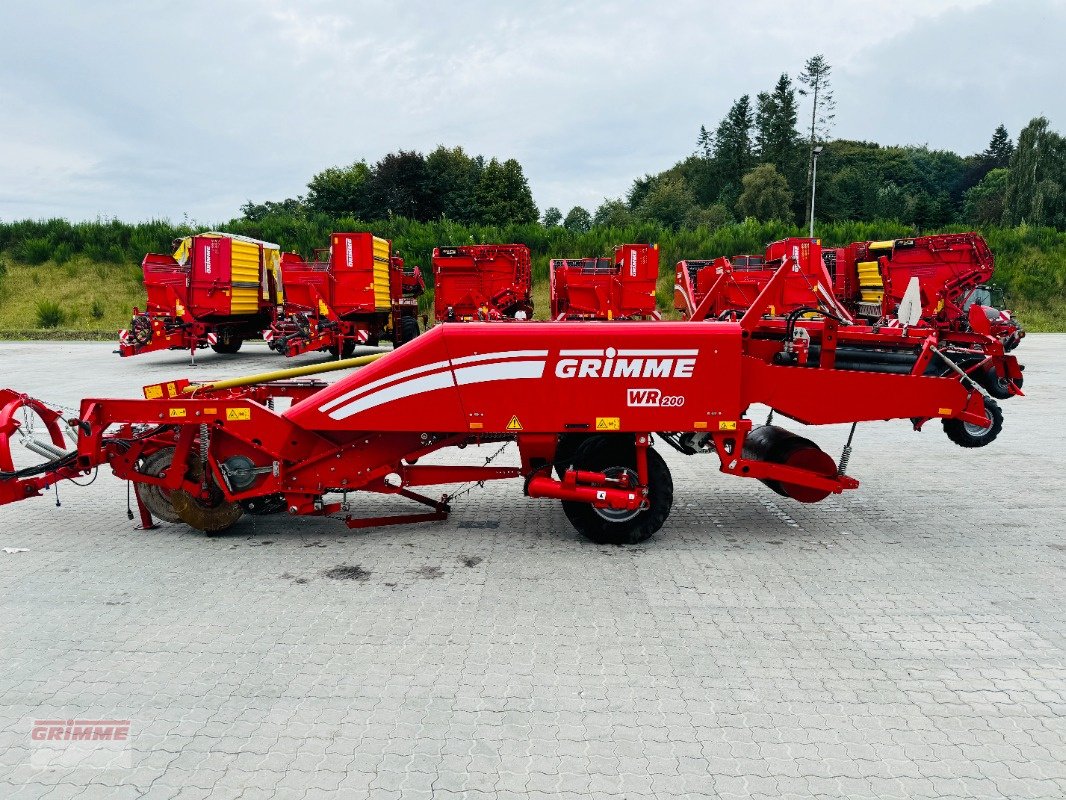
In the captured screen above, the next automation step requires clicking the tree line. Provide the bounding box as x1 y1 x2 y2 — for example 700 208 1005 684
241 147 538 227
237 55 1065 236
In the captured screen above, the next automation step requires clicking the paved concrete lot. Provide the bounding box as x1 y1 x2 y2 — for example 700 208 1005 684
0 337 1064 799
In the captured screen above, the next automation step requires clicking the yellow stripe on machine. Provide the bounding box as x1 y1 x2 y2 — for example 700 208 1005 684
373 236 391 310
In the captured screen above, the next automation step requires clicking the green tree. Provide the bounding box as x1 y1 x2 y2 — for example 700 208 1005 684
637 175 696 229
593 198 635 227
798 54 836 224
683 204 732 230
755 74 800 174
696 125 713 158
241 197 306 221
983 124 1014 170
962 168 1009 225
542 206 563 226
736 164 793 222
306 161 372 216
366 150 431 220
425 146 484 223
1004 116 1066 227
475 158 538 225
712 95 754 199
563 206 592 232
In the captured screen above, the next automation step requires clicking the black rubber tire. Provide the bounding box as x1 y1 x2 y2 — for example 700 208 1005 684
327 340 357 358
210 332 243 354
560 435 672 545
977 366 1021 400
399 316 420 344
943 397 1004 448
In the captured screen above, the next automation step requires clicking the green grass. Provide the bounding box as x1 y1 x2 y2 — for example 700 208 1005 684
0 257 144 336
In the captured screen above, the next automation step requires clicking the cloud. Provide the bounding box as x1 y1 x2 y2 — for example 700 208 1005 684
0 0 1059 222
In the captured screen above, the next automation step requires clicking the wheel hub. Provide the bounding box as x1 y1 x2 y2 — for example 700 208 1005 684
591 466 643 523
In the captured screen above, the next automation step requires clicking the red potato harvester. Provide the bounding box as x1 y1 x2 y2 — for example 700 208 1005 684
550 244 661 321
676 233 1025 399
119 232 285 358
0 238 1022 545
432 244 533 322
267 233 425 358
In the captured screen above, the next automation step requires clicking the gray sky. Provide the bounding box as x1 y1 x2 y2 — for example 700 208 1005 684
0 0 1062 223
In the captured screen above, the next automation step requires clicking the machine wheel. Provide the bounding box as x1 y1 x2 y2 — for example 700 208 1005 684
129 315 153 346
943 397 1003 448
210 330 243 354
559 435 672 545
133 447 183 523
978 365 1021 400
328 340 357 358
169 461 244 534
399 316 420 345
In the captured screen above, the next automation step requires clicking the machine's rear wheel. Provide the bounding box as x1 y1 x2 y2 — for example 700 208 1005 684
211 330 243 354
978 365 1020 400
399 316 420 344
559 435 672 545
168 461 244 534
328 340 357 358
943 397 1003 448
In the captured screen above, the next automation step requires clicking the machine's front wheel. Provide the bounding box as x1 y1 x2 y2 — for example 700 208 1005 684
560 435 672 545
943 397 1003 448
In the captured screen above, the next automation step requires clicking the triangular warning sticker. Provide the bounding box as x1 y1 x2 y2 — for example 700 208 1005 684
506 415 523 431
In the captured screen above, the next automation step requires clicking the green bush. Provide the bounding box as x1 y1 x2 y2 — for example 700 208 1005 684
14 237 52 265
35 300 66 328
90 299 105 319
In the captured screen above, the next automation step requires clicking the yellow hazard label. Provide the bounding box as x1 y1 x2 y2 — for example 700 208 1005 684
166 382 178 397
143 385 163 400
169 408 187 418
718 421 737 431
595 417 620 431
505 415 523 431
175 302 185 316
226 408 251 421
938 407 952 415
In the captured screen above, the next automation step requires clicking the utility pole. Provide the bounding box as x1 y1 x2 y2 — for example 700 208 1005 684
809 145 824 238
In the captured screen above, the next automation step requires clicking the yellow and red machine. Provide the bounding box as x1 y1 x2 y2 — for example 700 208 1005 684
267 233 425 358
0 239 1023 545
120 232 284 357
551 244 661 321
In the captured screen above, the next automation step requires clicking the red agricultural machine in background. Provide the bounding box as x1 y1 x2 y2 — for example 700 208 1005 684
0 235 1023 546
120 232 284 358
266 233 425 358
676 232 1024 353
823 233 1024 350
551 244 661 321
432 244 533 322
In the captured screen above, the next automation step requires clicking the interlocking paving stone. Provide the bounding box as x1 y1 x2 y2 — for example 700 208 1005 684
0 337 1063 798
